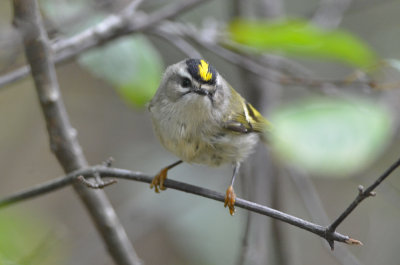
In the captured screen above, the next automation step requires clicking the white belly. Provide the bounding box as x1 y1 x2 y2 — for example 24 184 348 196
149 96 260 166
152 116 259 166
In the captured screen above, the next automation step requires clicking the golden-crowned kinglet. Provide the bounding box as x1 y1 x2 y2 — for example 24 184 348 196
148 58 270 215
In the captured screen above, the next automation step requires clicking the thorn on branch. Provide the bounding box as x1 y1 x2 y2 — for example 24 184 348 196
358 184 376 197
77 175 117 189
327 239 334 251
345 237 363 246
358 185 364 194
325 232 363 251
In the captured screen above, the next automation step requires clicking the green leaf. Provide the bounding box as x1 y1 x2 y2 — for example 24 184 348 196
269 98 391 177
229 19 377 68
78 35 163 107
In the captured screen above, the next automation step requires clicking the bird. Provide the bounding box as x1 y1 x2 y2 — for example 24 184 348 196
148 58 270 215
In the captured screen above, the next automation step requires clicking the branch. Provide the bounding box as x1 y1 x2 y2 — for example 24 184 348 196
150 21 378 92
151 21 288 82
12 1 141 264
327 156 400 245
149 29 202 58
288 167 363 264
0 0 210 88
0 165 360 247
2 0 384 93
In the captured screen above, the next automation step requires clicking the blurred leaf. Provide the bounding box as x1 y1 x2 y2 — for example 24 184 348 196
78 36 163 107
270 98 391 177
229 19 377 68
0 209 63 265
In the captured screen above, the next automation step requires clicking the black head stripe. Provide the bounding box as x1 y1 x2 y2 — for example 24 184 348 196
185 58 217 85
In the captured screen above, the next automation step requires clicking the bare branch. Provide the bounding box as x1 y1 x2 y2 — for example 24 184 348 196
0 0 210 88
12 1 141 264
0 174 76 207
288 167 363 265
327 156 400 237
151 21 378 92
0 65 30 88
152 21 286 81
149 29 202 58
52 0 209 62
1 0 383 94
0 166 360 248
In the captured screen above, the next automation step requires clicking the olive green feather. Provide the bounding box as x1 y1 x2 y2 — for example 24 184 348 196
223 86 271 135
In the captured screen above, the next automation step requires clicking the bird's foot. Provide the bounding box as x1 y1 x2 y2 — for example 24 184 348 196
150 167 169 193
224 185 236 215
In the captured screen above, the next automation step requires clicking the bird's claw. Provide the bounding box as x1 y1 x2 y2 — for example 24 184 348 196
224 185 236 215
150 167 168 193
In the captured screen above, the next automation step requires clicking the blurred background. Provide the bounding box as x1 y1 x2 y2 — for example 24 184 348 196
1 0 400 264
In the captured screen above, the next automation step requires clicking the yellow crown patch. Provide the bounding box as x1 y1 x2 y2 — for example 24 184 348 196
186 58 217 85
198 60 213 82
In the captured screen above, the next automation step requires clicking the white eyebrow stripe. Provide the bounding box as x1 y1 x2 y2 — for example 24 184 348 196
177 68 192 79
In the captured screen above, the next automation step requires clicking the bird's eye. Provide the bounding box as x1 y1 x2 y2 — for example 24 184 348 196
181 77 192 88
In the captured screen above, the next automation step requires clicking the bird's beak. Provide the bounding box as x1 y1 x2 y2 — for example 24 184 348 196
192 86 209 96
192 84 215 98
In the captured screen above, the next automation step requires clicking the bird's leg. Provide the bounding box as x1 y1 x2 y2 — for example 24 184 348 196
224 162 240 215
150 160 183 193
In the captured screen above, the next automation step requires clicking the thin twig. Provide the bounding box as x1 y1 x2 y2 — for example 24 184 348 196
152 21 379 92
2 2 387 93
327 156 400 236
51 0 208 62
0 65 30 88
12 1 141 264
77 175 118 189
0 165 359 247
153 21 286 81
149 29 202 58
288 167 363 265
2 2 395 95
0 0 210 89
0 174 76 207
